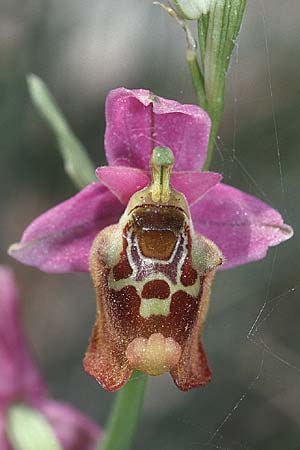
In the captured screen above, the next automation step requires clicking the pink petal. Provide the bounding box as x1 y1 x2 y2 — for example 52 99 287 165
191 184 293 269
105 87 211 171
96 166 149 204
39 400 102 450
171 171 222 206
96 166 221 206
0 267 46 408
8 183 124 273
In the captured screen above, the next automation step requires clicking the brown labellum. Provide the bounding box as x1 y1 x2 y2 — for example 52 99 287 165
83 147 222 391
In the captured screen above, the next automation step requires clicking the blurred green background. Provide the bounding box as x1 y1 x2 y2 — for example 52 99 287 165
1 1 300 449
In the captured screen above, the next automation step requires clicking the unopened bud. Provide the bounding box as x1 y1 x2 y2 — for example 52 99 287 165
6 404 63 450
172 0 214 19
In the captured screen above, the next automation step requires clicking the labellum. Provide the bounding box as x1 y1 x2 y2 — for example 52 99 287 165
84 147 222 391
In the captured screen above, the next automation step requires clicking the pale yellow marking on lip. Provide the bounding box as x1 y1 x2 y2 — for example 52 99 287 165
126 332 181 376
104 225 123 268
139 297 171 318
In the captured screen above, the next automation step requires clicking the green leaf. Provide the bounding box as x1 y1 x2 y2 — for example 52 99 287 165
6 404 64 450
27 74 96 190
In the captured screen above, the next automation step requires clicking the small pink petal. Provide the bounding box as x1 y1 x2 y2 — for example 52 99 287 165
0 267 46 408
96 166 149 204
191 184 293 269
105 87 211 172
171 171 222 206
40 400 102 450
8 183 124 273
96 166 221 207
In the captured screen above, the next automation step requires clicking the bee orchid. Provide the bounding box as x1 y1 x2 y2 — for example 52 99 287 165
8 88 293 391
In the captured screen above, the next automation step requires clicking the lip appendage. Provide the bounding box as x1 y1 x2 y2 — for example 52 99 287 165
84 147 222 391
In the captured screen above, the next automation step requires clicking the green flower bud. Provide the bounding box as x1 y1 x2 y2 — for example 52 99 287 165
6 404 63 450
172 0 213 19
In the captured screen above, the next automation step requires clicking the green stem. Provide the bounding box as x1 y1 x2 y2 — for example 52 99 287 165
197 13 209 67
202 99 224 171
186 48 207 110
98 372 147 450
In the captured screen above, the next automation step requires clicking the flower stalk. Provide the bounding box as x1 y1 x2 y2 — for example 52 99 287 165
197 12 209 64
186 47 207 110
155 2 207 110
98 372 147 450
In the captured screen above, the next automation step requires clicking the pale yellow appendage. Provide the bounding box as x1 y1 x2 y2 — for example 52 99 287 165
126 333 182 376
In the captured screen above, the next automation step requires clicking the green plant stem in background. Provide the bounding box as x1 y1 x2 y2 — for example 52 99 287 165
27 74 96 189
197 12 209 67
98 372 147 450
196 0 247 170
186 48 207 110
202 103 223 171
154 1 207 110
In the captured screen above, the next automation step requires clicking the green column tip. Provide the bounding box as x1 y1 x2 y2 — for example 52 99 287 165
151 147 174 167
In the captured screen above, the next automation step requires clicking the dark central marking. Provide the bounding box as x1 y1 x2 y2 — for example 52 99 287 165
137 230 177 260
132 205 185 261
142 280 170 299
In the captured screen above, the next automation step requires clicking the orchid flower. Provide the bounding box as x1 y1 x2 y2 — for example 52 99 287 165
8 88 292 272
8 88 293 392
0 266 101 450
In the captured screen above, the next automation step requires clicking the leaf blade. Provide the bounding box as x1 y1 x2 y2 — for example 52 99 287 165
27 74 96 189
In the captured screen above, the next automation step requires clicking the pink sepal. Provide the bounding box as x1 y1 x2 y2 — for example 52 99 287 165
191 183 293 269
8 183 124 273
